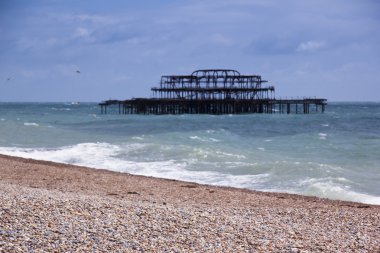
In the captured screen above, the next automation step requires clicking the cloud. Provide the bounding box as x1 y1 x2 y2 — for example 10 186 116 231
74 27 90 38
296 41 326 52
16 37 39 51
248 37 298 55
56 13 117 26
1 0 380 101
209 33 234 46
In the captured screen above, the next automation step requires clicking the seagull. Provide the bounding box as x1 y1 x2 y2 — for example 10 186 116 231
76 70 81 74
2 77 11 85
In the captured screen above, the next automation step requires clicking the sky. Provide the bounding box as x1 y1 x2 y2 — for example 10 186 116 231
0 0 379 102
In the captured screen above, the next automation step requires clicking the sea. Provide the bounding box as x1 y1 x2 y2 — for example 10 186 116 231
0 102 379 205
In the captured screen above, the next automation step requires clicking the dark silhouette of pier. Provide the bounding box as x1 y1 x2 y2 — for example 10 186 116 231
99 69 326 115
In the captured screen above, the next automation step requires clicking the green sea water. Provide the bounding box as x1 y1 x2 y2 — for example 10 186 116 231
0 102 379 204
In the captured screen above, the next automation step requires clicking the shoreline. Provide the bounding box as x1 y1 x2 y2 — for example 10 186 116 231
1 154 379 251
0 153 377 207
1 154 378 208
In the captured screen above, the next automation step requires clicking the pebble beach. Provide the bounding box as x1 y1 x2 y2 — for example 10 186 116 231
1 154 379 252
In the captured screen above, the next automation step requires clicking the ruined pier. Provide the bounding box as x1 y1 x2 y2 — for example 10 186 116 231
99 69 326 115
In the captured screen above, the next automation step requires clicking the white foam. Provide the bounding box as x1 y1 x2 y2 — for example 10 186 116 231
24 122 39 127
189 136 220 142
304 182 380 205
0 143 269 190
214 150 246 159
0 142 378 205
299 177 352 185
51 107 71 111
0 143 121 166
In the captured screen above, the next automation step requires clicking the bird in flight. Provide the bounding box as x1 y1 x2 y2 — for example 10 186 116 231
76 70 81 74
6 77 11 81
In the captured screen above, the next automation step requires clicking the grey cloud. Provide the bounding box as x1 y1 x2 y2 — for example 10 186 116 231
1 0 380 101
248 37 299 55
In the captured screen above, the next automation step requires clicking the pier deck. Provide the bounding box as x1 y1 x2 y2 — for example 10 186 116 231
99 69 327 115
99 98 326 115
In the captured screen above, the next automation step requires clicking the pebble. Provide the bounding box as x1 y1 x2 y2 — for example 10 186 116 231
1 153 380 253
1 183 380 252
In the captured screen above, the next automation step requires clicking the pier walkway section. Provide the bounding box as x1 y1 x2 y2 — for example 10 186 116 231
99 69 327 115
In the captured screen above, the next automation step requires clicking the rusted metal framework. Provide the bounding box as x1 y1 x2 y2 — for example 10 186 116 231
152 69 274 100
99 69 327 115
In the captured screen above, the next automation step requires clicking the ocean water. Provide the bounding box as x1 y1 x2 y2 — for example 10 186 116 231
0 102 379 205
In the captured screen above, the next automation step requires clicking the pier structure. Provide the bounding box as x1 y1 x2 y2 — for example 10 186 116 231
99 69 326 115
